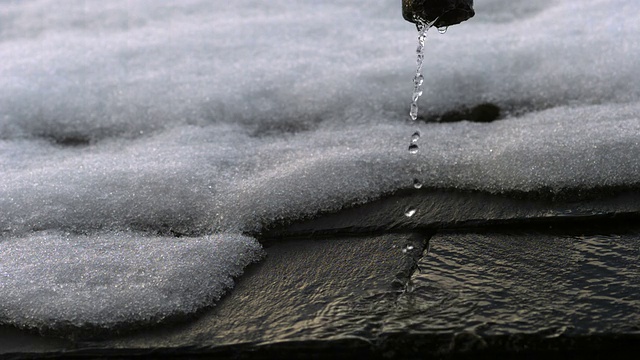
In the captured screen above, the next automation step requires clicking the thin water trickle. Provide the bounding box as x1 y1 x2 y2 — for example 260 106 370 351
409 19 437 121
404 19 437 222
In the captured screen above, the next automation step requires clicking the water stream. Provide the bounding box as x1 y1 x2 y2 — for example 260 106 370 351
409 19 438 122
406 19 438 219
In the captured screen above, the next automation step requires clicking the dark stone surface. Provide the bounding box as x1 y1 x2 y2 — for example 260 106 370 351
0 328 71 356
0 233 428 358
403 0 475 28
373 231 640 359
93 233 427 348
387 232 640 339
2 189 639 359
264 189 640 238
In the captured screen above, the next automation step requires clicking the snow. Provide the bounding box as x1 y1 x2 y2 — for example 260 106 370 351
1 0 639 332
0 231 262 331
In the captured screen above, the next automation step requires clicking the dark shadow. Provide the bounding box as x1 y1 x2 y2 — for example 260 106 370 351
51 135 92 147
431 103 501 123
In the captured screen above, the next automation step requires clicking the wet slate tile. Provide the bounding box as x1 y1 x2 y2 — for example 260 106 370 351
268 190 640 237
0 233 427 357
380 232 640 356
2 230 639 359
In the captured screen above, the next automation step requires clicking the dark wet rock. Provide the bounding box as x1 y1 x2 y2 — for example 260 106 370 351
379 232 640 358
3 230 638 359
2 189 639 359
0 327 71 357
97 233 427 346
265 189 640 238
394 232 640 335
403 0 475 28
0 233 428 356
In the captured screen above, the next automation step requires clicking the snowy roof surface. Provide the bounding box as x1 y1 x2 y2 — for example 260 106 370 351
1 0 638 332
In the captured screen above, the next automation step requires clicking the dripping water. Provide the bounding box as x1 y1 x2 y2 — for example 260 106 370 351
409 18 438 122
404 18 438 221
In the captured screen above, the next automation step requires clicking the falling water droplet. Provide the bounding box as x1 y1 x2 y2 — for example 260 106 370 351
438 26 448 34
405 207 417 217
408 144 419 154
413 178 423 189
411 131 421 143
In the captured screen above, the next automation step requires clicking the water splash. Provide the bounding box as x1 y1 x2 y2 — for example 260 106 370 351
409 19 438 121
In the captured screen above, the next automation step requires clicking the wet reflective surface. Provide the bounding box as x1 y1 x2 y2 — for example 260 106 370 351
388 233 640 337
87 233 426 348
2 231 638 358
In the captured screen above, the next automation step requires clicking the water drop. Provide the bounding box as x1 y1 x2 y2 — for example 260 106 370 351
413 178 423 189
405 207 417 217
438 26 448 34
414 74 424 87
402 244 415 254
411 131 421 143
409 104 418 121
408 144 419 154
